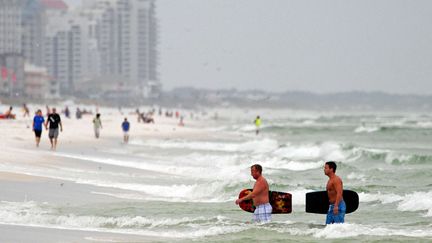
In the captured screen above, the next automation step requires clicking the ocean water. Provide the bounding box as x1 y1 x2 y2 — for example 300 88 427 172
2 109 432 242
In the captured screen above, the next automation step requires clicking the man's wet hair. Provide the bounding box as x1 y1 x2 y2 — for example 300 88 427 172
325 161 337 172
251 164 262 173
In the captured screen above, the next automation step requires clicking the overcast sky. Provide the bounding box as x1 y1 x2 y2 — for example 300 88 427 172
66 0 432 94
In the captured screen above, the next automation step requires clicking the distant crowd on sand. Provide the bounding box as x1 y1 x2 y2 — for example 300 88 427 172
1 103 195 150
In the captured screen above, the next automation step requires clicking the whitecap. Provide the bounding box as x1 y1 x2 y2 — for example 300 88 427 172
397 191 432 217
346 172 366 182
0 201 245 238
313 223 432 238
129 138 279 154
354 126 380 133
272 142 346 161
358 192 404 204
264 159 323 171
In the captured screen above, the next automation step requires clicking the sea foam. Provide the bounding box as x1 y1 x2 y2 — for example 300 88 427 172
397 191 432 217
272 142 345 161
0 201 246 238
130 138 279 154
313 223 432 238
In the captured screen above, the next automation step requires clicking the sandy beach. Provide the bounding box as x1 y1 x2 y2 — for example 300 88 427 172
0 104 216 242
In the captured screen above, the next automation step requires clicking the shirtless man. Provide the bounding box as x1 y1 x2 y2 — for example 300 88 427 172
324 161 346 224
236 164 272 223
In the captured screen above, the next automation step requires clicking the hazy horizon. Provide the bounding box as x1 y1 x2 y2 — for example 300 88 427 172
65 0 432 95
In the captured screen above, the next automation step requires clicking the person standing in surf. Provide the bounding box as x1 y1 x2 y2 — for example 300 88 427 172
236 164 272 223
45 108 63 150
324 161 346 224
254 116 261 135
32 109 44 147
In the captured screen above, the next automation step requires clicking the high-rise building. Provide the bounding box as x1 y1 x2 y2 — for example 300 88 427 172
1 0 159 98
44 23 83 94
43 0 84 94
93 0 118 77
92 0 159 97
22 0 46 66
0 0 57 97
0 0 23 54
117 0 159 96
0 0 31 96
77 8 103 83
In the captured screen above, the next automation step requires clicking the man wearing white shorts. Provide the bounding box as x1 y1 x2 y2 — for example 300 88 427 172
253 202 272 222
235 164 272 223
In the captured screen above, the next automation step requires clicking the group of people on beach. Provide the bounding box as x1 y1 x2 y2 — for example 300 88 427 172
236 162 345 225
92 114 130 143
27 105 133 149
26 104 191 149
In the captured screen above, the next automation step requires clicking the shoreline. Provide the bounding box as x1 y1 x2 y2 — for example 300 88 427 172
0 223 157 243
0 106 221 242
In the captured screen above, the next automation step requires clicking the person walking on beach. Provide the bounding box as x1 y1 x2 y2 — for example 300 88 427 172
45 108 63 150
235 164 272 223
324 161 345 224
254 116 262 135
23 103 30 117
64 106 70 118
32 109 44 147
76 108 82 119
93 113 103 138
122 118 130 143
178 116 184 126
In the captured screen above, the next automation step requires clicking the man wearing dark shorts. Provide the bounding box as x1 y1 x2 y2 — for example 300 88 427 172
45 108 63 150
32 109 45 147
122 118 130 143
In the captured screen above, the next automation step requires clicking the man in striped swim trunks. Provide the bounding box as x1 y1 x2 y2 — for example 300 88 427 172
236 164 272 223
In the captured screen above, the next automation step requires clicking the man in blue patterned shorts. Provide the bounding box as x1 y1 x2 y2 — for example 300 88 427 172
236 164 272 223
324 161 345 224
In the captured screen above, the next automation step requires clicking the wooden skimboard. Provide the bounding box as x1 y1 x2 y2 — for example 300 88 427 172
238 189 292 214
305 190 359 214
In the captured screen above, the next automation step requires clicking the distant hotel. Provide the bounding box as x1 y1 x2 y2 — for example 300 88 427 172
0 0 159 99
